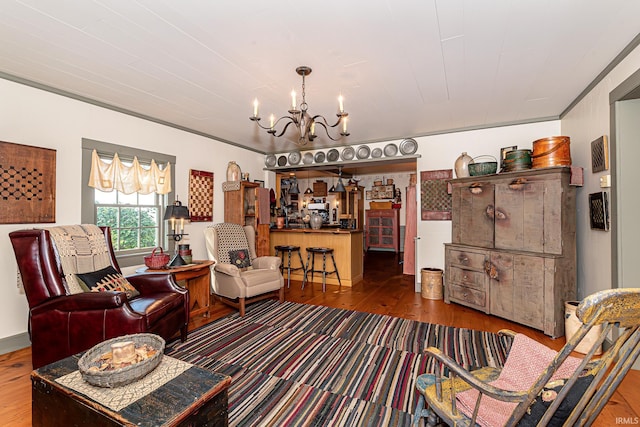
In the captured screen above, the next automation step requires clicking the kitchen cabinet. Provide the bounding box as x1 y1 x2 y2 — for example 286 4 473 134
445 167 577 337
365 209 400 252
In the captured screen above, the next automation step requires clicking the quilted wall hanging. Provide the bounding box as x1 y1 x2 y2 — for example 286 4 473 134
188 169 214 222
420 169 452 220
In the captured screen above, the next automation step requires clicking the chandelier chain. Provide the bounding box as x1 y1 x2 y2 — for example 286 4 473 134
300 73 307 112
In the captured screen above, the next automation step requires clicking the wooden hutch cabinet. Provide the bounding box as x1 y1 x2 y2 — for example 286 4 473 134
365 209 400 252
445 166 577 338
224 181 269 256
224 181 259 226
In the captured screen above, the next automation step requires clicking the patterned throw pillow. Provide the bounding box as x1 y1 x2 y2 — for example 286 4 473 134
229 249 252 270
76 265 140 299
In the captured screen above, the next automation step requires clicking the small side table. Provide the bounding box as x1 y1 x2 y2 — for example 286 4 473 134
138 260 214 318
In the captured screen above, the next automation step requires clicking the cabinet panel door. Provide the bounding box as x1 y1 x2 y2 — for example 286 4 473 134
489 252 544 330
542 179 564 255
451 183 494 247
494 180 544 252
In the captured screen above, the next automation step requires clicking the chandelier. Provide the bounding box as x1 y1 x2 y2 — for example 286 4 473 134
250 66 349 146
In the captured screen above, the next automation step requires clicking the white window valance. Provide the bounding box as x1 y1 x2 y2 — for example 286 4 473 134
88 149 172 195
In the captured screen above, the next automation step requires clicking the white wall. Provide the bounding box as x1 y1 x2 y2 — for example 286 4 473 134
562 43 640 298
0 79 266 344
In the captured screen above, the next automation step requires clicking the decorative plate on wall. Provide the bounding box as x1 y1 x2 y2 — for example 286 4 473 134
303 152 314 164
277 155 287 166
399 138 418 155
265 154 276 167
327 149 340 162
341 146 355 161
384 143 398 157
314 151 326 163
356 145 371 159
288 151 301 165
371 148 383 158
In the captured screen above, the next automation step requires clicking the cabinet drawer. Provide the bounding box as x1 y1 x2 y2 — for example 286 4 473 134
449 249 486 270
449 267 485 290
448 284 487 311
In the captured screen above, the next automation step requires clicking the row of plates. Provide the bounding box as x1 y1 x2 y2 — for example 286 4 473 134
265 138 418 167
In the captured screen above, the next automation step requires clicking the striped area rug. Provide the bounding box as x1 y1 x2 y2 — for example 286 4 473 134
166 300 512 426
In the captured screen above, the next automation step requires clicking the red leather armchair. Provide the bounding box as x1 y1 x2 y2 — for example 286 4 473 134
10 226 189 368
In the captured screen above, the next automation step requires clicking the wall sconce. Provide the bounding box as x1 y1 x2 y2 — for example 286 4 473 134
164 199 190 242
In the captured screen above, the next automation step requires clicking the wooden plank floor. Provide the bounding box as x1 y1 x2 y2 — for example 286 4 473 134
1 251 638 426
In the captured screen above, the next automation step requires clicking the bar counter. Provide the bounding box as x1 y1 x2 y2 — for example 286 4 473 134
270 227 364 287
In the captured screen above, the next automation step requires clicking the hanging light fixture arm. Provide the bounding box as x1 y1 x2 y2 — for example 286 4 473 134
250 66 349 145
311 114 350 141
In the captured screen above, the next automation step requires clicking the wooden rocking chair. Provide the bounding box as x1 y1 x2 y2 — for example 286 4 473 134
413 288 640 427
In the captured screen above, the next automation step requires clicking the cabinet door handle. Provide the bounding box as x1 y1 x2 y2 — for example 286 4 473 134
494 208 507 221
486 204 495 219
484 260 499 281
469 183 483 194
486 204 507 221
508 178 528 190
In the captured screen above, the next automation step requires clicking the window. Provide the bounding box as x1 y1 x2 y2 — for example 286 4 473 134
81 139 176 268
94 174 162 253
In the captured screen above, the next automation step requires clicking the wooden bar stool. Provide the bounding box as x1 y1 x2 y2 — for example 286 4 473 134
302 247 341 292
274 245 306 288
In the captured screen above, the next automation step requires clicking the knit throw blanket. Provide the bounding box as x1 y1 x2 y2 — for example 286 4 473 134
47 225 112 294
456 333 583 427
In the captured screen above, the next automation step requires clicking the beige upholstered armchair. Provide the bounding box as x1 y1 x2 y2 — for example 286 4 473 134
204 223 284 316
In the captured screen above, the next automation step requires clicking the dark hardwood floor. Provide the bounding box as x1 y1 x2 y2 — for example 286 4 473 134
1 251 638 425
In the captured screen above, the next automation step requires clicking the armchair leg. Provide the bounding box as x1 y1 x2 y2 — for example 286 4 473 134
239 297 246 317
180 325 188 342
279 287 285 303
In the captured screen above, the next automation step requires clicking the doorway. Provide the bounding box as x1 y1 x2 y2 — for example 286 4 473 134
610 68 640 290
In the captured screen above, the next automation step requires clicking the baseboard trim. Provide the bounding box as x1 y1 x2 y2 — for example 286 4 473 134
0 332 31 355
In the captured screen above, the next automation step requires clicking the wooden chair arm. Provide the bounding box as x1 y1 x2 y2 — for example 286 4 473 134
426 347 529 402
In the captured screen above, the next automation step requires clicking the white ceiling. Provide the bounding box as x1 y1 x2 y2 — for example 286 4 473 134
1 0 639 155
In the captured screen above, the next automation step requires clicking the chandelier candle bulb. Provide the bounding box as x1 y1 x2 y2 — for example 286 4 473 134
269 114 275 129
339 94 344 113
291 90 296 109
253 98 259 118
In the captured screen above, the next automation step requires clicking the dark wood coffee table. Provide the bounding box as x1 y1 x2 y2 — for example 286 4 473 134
31 352 231 426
